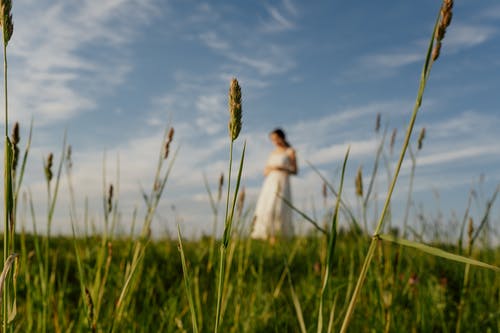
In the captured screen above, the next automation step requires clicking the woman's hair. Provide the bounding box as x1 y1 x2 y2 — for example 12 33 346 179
271 128 291 148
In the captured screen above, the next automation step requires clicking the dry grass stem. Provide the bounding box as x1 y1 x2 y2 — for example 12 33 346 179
0 253 17 301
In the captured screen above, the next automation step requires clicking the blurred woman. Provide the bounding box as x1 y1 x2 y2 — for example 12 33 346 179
250 128 297 241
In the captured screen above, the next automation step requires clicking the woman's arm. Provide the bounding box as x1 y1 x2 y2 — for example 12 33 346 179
288 149 298 175
263 149 298 175
264 165 273 176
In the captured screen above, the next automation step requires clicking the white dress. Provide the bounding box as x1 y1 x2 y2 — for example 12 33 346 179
251 148 294 239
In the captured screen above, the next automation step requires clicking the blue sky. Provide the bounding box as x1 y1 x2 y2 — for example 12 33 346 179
4 0 500 240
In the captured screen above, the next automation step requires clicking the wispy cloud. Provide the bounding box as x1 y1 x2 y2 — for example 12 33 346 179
9 0 157 126
476 4 500 20
190 2 298 78
199 31 230 51
363 52 423 69
445 24 496 51
418 145 500 168
261 5 295 32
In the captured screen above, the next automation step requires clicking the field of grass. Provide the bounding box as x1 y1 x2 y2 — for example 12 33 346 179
4 229 499 332
0 0 499 332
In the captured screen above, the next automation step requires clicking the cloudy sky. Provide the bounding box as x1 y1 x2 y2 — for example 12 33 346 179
4 0 500 240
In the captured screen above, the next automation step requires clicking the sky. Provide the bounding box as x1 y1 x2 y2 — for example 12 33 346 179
2 0 500 241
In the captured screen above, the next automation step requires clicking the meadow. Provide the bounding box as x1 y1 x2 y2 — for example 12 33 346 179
0 0 499 332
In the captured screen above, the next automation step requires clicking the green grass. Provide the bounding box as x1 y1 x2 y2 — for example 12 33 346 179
1 232 497 332
1 0 499 331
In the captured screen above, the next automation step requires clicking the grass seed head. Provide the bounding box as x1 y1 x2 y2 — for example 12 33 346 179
467 217 474 242
237 186 245 218
84 287 96 332
355 166 363 197
432 0 454 61
0 253 18 299
11 121 19 145
0 0 13 45
417 127 426 150
107 184 114 214
66 145 73 170
45 153 54 182
390 128 397 154
228 78 242 141
11 122 19 171
217 172 224 202
164 127 175 159
432 41 442 61
375 113 381 133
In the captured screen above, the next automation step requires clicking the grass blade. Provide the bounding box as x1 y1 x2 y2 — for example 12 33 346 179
177 226 199 333
286 268 307 333
318 148 349 332
378 234 500 272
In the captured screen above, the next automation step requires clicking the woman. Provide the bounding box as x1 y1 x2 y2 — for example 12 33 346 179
251 128 297 241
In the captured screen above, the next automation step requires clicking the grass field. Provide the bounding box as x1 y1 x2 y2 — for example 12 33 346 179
0 0 499 332
5 229 499 332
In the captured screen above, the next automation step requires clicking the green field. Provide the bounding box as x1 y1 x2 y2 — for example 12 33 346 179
0 0 499 332
5 230 499 332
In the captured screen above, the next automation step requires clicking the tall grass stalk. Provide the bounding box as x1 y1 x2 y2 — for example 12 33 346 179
203 173 223 273
178 226 199 333
361 128 387 232
340 6 446 331
1 0 14 329
317 148 348 332
110 127 177 331
215 78 243 333
307 161 362 233
214 142 245 332
286 267 306 333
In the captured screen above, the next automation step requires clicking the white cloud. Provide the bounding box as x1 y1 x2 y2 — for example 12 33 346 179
418 145 500 168
445 24 496 50
7 0 157 126
199 31 230 51
263 5 295 32
364 52 423 69
260 0 299 33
